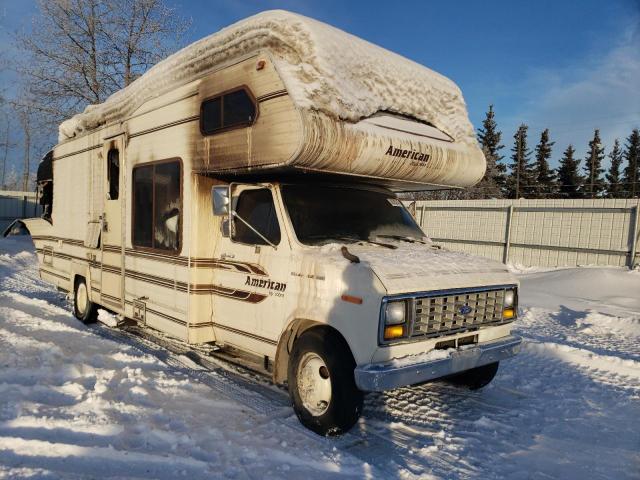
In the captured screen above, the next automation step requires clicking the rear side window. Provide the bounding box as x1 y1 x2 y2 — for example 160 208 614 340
201 88 256 135
233 188 281 246
132 160 182 252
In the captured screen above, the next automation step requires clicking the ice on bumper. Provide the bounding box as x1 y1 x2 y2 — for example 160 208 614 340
354 335 523 392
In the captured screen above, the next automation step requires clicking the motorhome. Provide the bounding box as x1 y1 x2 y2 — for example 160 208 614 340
16 10 521 435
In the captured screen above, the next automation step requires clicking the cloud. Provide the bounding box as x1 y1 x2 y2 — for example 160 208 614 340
503 21 640 166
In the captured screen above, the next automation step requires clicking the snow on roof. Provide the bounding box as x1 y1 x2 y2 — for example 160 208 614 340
59 10 477 146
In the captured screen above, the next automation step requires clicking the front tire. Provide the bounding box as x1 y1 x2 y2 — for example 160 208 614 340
446 362 500 390
73 277 98 324
287 328 363 436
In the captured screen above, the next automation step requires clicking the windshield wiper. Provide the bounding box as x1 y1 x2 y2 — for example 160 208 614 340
335 235 398 250
309 235 397 249
374 234 428 244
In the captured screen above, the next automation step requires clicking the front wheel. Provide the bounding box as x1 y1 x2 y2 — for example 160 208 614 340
287 328 363 436
73 277 98 324
445 362 500 390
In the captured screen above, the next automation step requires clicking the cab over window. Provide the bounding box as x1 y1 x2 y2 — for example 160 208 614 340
233 189 280 246
132 160 181 251
201 88 256 135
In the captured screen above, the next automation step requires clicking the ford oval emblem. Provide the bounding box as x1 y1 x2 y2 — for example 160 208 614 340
459 305 472 315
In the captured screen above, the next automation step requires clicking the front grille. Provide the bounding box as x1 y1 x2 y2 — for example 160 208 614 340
411 288 511 338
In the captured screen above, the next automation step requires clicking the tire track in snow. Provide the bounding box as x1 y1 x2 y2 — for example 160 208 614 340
89 322 420 477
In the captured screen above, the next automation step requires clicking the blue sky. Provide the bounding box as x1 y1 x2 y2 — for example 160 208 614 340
1 0 639 168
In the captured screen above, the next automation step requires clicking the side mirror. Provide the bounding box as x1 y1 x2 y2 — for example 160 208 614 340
212 185 230 216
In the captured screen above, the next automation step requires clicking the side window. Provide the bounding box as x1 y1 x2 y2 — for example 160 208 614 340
132 166 153 248
233 189 281 246
201 88 256 135
107 148 119 200
153 162 181 251
132 160 181 252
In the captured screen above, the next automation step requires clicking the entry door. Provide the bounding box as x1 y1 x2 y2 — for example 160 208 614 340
212 185 289 347
100 136 126 312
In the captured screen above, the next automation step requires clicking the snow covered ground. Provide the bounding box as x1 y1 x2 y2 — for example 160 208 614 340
1 236 638 479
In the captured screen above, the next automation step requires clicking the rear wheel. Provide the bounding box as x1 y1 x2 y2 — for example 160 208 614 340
288 328 363 436
446 362 500 390
73 277 97 324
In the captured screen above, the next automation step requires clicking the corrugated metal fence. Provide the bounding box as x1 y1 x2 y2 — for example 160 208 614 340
413 199 640 268
0 190 41 232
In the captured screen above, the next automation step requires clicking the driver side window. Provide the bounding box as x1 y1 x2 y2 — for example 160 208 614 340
233 188 281 246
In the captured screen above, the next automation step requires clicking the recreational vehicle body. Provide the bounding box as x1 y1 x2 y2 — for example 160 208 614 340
19 11 522 435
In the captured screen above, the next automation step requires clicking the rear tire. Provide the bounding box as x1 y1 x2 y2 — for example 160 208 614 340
287 328 363 436
73 277 98 324
446 362 500 390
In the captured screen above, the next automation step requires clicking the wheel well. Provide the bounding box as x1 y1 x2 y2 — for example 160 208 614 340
273 320 354 385
2 219 30 237
73 274 86 291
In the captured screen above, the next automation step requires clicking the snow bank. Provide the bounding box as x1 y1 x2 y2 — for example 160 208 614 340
518 267 640 317
59 10 476 146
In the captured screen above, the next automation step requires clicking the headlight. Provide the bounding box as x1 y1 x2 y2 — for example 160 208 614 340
384 301 406 325
504 289 515 307
503 288 517 320
382 300 407 341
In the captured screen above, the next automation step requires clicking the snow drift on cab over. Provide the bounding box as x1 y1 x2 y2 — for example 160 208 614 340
59 10 477 147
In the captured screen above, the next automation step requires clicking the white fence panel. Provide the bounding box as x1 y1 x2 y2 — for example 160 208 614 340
414 199 640 269
0 190 41 232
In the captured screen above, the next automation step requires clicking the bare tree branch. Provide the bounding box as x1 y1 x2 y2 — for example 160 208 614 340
13 0 191 125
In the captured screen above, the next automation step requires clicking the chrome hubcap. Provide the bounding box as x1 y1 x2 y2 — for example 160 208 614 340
76 283 88 315
297 352 331 416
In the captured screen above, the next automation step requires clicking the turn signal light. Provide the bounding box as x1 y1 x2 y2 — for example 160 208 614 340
341 294 363 305
503 307 516 319
383 325 404 340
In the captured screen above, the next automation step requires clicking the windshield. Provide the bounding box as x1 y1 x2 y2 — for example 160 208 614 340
281 184 427 246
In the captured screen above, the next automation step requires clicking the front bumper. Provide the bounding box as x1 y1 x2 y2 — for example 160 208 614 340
354 335 523 392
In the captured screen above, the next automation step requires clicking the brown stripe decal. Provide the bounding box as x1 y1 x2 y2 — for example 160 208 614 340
38 249 264 302
122 299 187 327
128 115 199 139
101 292 121 303
32 236 85 247
214 323 277 346
190 259 268 276
102 297 122 309
40 268 70 282
35 240 269 303
126 268 189 292
52 144 101 162
34 236 267 274
190 283 267 302
256 89 288 103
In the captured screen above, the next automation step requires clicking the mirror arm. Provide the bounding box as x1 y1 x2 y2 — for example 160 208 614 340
231 211 277 249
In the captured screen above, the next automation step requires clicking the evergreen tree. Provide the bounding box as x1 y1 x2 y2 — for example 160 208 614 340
506 124 534 198
557 145 583 198
533 128 557 198
622 128 640 198
476 105 506 197
582 129 606 198
605 139 624 198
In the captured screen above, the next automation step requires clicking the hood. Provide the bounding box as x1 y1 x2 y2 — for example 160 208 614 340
337 242 515 295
